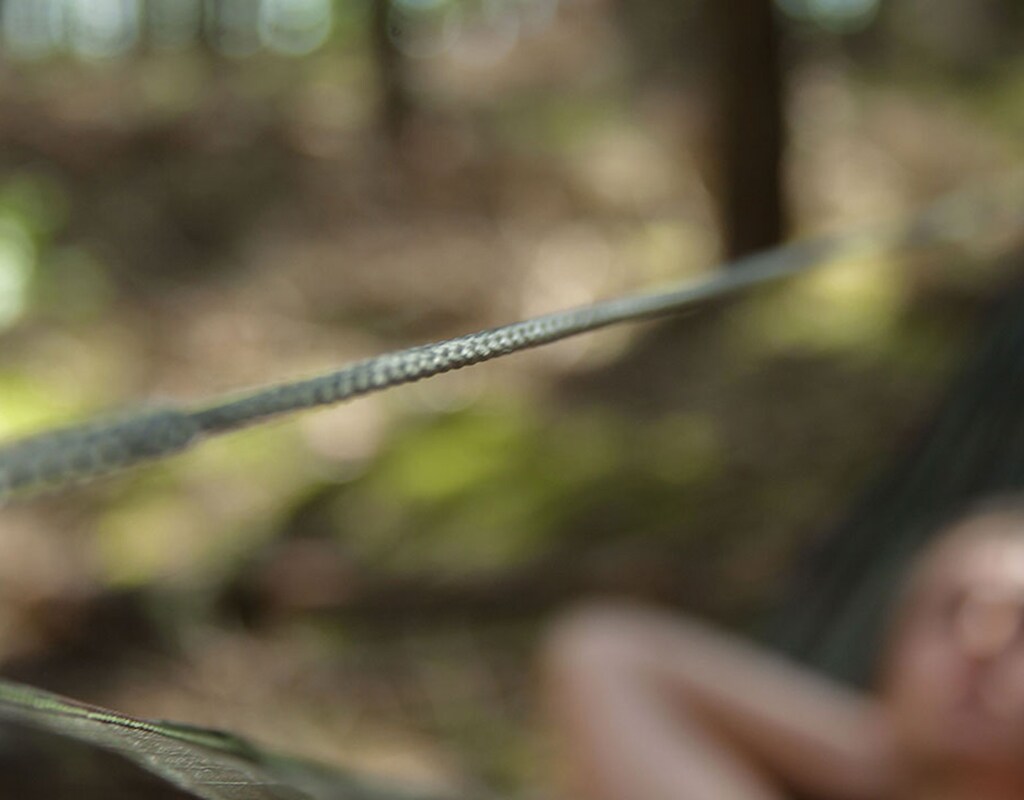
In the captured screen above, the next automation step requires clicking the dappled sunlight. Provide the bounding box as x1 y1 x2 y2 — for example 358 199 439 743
1 0 336 60
0 171 68 331
66 0 142 60
0 1 1023 797
516 214 717 372
97 493 208 587
733 249 905 358
391 0 563 72
620 219 717 284
521 224 612 313
259 0 333 56
96 424 315 586
0 0 566 64
300 394 389 467
790 66 912 229
0 220 34 330
569 124 681 214
777 0 880 33
317 399 732 576
374 403 534 507
332 400 570 572
0 373 80 439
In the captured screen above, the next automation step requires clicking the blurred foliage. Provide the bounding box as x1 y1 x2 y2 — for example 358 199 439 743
321 400 723 574
0 0 1022 796
0 172 66 328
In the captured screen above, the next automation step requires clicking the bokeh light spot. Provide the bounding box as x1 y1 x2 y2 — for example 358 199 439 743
0 218 36 330
67 0 141 60
777 0 880 33
259 0 333 57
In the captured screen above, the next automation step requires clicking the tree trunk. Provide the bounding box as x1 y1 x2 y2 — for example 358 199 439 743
713 0 788 260
370 0 413 146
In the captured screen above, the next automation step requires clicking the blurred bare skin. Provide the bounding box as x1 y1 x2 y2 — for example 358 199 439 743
541 511 1024 800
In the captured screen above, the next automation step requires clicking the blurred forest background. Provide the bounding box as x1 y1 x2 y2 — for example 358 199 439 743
0 0 1023 795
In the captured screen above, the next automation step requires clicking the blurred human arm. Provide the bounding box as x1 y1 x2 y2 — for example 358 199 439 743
541 602 897 800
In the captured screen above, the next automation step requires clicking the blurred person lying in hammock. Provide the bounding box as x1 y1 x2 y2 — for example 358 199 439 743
541 498 1024 800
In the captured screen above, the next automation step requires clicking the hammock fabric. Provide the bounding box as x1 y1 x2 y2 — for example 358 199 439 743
771 265 1024 687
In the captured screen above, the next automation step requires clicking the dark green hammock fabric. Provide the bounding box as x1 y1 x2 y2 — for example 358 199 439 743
771 268 1024 687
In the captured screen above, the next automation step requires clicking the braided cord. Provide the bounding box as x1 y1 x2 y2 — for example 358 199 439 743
189 235 837 434
0 237 840 501
0 175 1021 503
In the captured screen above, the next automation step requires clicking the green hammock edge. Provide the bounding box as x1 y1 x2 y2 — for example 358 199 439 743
0 678 451 800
